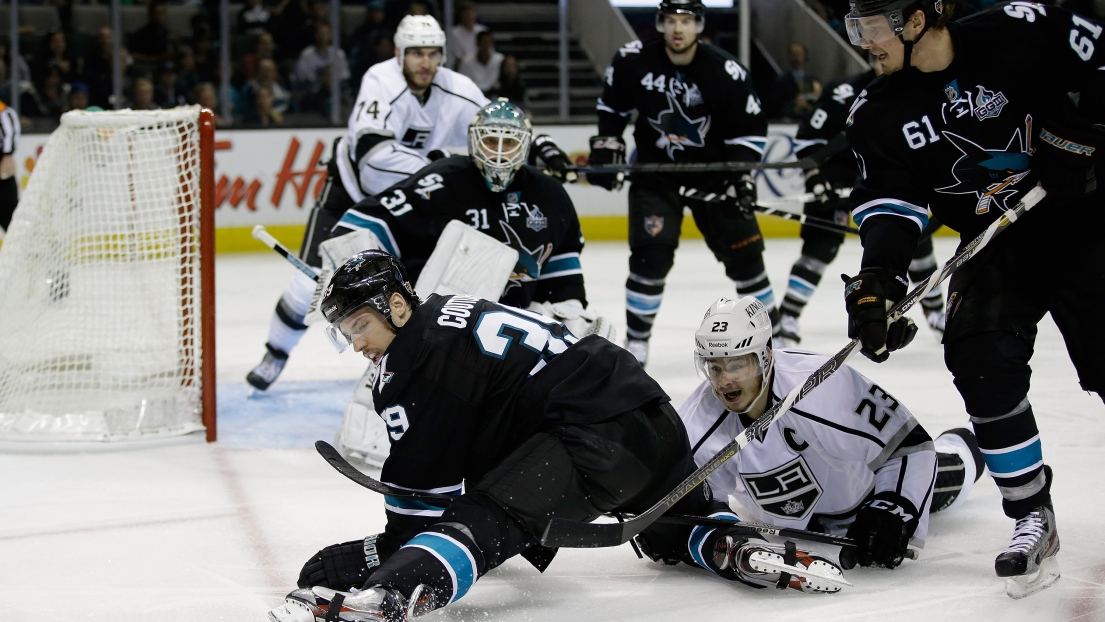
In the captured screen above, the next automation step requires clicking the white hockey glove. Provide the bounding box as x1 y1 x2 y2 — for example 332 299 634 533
527 299 617 342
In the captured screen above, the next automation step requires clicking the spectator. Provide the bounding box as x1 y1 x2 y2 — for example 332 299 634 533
176 46 200 104
0 97 20 233
237 0 274 36
275 0 324 64
239 32 279 86
491 54 526 107
447 1 487 66
347 0 390 83
240 58 290 117
768 41 822 121
0 41 32 89
195 82 229 126
129 77 158 111
292 22 350 108
66 81 90 113
155 62 187 109
36 31 83 84
457 30 503 95
81 28 131 110
130 1 176 66
192 32 221 84
244 83 284 126
30 68 70 121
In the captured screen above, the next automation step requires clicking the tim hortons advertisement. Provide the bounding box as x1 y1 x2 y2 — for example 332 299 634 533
11 125 806 245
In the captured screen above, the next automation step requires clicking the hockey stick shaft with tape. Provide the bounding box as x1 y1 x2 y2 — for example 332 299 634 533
252 224 320 282
314 441 881 553
573 133 849 175
540 185 1048 548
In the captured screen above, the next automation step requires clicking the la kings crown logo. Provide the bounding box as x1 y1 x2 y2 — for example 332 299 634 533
740 456 822 520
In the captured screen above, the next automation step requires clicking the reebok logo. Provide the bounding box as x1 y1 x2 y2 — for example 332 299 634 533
708 341 729 348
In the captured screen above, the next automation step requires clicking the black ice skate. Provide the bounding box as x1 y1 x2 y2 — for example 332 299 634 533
246 344 289 392
995 505 1060 599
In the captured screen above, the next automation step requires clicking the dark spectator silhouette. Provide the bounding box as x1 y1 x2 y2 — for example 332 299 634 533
457 30 503 95
768 41 822 121
238 0 274 36
82 28 131 109
155 62 188 109
130 2 176 65
36 31 82 84
244 83 284 127
347 0 390 83
129 77 158 111
491 54 526 107
292 22 349 111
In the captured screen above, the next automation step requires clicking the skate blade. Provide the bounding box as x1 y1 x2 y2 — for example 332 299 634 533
749 551 851 592
268 598 319 622
1005 556 1060 599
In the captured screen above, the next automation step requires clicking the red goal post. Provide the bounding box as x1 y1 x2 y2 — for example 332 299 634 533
0 106 217 443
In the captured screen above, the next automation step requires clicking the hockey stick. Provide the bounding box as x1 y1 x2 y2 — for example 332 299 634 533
541 185 1049 549
252 224 320 282
314 440 876 553
679 188 860 236
573 132 849 175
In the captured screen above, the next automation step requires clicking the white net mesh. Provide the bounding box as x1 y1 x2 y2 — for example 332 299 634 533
0 106 209 441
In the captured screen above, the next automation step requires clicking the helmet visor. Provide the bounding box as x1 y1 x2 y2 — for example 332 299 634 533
324 302 387 353
695 353 764 383
845 12 904 47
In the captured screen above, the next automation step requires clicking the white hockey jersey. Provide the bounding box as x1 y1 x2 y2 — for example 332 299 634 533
336 59 489 200
679 349 937 546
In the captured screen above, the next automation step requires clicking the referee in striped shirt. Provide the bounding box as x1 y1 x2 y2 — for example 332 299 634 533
0 99 19 232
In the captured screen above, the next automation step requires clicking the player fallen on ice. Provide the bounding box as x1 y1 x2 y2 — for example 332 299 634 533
314 99 604 469
680 296 984 573
269 251 847 622
841 0 1104 597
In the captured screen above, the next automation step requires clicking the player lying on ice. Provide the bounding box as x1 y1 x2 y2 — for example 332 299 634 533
678 296 984 570
269 251 848 622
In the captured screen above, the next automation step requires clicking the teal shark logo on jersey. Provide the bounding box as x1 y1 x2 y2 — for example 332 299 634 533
500 221 553 291
935 126 1031 215
648 91 711 158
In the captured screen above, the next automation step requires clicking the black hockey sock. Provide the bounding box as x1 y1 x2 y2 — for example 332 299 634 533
626 272 664 341
780 254 828 319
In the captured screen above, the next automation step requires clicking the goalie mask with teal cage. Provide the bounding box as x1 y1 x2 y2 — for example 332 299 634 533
469 98 532 192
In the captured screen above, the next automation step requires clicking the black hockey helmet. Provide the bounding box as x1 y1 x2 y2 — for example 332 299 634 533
321 250 420 346
845 0 946 47
656 0 706 34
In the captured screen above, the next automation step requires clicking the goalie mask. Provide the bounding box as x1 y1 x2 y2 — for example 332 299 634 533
321 250 420 352
694 296 774 414
469 98 532 192
395 14 447 65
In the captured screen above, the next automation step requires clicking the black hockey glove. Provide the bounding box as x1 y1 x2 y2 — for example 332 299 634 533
842 268 917 363
586 135 626 191
298 533 393 590
840 493 920 570
533 134 577 183
427 148 451 162
734 173 757 217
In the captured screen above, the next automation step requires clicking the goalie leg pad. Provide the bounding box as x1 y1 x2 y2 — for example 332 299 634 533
415 220 519 300
336 363 390 468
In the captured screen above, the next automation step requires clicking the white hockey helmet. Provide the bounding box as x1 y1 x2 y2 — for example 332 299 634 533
469 98 532 192
395 15 447 65
694 296 774 412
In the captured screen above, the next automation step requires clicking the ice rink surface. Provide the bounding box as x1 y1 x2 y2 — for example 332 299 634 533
3 237 1103 622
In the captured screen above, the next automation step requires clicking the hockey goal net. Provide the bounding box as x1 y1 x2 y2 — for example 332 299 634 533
0 106 216 442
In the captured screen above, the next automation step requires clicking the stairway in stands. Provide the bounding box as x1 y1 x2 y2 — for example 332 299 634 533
476 2 602 124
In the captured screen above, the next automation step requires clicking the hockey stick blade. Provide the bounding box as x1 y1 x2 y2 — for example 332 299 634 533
542 185 1047 549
